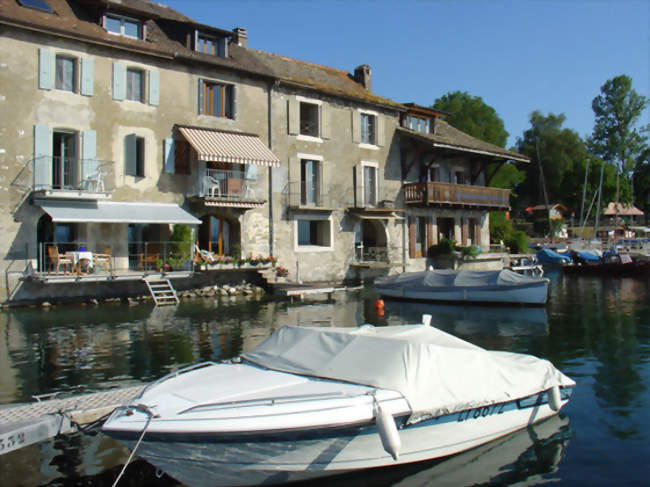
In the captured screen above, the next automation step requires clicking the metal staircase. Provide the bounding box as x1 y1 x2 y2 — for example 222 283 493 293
144 278 179 306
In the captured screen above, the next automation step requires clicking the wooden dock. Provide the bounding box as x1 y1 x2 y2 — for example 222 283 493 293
0 385 142 455
270 282 362 302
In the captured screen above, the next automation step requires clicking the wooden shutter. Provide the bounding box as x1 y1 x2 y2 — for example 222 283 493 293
81 57 94 96
33 124 51 189
124 134 136 176
288 97 299 135
289 155 299 203
475 220 482 246
82 130 97 179
112 62 125 100
354 163 363 207
426 218 433 249
245 164 258 180
320 103 331 139
197 78 204 114
376 114 385 147
408 218 416 259
38 48 53 90
148 69 159 106
164 138 175 174
461 218 467 246
218 37 228 58
351 110 360 143
230 84 237 119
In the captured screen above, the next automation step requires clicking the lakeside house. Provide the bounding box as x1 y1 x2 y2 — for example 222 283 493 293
0 0 529 303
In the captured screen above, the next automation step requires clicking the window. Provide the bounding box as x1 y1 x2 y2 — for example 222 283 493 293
55 55 76 92
363 163 378 206
300 102 320 137
455 171 465 185
360 112 376 145
300 159 321 206
415 217 427 257
125 134 145 177
174 140 191 175
196 33 225 57
126 68 144 102
405 115 431 134
297 219 331 248
105 14 143 39
200 80 234 118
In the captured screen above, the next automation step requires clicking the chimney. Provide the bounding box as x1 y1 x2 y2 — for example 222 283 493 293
354 64 372 91
232 27 247 47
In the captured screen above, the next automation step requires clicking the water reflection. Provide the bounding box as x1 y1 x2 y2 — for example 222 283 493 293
1 274 649 486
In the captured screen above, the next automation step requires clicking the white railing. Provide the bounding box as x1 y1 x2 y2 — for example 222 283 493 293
354 246 389 263
32 156 112 192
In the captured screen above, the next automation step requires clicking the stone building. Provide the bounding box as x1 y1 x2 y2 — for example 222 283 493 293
0 0 528 302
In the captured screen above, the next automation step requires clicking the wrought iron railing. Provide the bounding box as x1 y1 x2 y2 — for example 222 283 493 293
32 156 113 193
286 180 333 208
200 168 259 200
354 246 389 263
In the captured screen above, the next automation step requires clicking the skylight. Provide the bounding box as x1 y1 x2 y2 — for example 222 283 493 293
17 0 55 14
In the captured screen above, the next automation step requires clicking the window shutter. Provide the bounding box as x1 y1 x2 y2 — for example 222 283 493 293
408 218 416 259
193 30 199 51
245 164 258 180
427 219 434 249
476 220 482 246
197 78 204 114
320 103 331 139
81 57 94 96
288 97 299 135
289 155 299 203
33 124 51 189
164 138 175 174
218 37 228 57
112 62 125 100
351 110 360 143
148 69 159 106
82 130 97 180
231 84 237 119
124 134 137 176
354 163 363 207
38 48 53 90
461 217 468 246
376 114 385 147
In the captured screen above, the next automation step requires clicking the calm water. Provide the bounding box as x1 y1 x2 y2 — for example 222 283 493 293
1 271 649 486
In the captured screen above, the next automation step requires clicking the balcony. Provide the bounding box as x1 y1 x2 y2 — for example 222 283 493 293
197 168 264 208
403 181 510 210
286 180 335 210
32 156 113 199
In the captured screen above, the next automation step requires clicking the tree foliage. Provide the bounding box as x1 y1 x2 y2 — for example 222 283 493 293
589 74 648 199
514 110 620 211
433 91 508 147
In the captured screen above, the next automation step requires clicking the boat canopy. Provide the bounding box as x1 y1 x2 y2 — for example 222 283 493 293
376 269 543 291
243 324 574 422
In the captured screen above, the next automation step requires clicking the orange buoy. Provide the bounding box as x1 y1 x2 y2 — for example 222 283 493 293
375 299 385 315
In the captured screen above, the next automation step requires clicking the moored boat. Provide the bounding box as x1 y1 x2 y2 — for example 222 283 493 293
102 318 574 487
374 269 549 305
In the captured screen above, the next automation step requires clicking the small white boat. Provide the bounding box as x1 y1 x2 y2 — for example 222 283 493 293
102 318 574 487
374 269 549 305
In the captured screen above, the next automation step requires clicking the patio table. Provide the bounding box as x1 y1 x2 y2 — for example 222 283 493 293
66 251 94 275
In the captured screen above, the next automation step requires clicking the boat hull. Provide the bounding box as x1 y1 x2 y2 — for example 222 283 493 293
375 281 548 305
108 389 571 487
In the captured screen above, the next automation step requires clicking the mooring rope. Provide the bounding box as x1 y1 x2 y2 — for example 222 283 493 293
111 405 157 487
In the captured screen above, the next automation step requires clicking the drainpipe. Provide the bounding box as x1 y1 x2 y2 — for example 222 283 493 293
267 80 279 257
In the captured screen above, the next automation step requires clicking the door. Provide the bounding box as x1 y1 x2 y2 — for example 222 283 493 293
52 131 77 189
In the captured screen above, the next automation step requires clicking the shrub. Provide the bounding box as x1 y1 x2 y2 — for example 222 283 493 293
504 230 528 253
427 238 455 257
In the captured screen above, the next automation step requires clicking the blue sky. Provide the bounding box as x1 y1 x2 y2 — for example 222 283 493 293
165 0 649 148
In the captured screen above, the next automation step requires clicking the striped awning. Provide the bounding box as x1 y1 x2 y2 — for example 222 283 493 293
178 127 280 167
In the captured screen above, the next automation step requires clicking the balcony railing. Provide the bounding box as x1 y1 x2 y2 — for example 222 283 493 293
37 240 193 276
199 168 260 201
33 156 113 193
404 181 510 209
286 180 333 209
354 245 389 263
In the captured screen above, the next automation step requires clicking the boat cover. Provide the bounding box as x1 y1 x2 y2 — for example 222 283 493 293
243 324 575 422
536 248 572 264
375 269 543 291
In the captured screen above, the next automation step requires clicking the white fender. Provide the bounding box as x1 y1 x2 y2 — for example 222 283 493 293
548 385 562 411
374 401 401 460
422 314 432 327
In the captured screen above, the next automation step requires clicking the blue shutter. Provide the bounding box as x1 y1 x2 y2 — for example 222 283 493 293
148 69 159 106
218 37 228 58
230 84 237 120
82 130 97 180
38 48 53 90
124 134 136 176
198 78 204 114
33 125 51 189
245 164 257 180
376 114 385 147
113 62 125 100
81 57 94 96
164 138 175 174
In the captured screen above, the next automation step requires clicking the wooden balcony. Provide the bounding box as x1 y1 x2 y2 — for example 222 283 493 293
404 181 510 210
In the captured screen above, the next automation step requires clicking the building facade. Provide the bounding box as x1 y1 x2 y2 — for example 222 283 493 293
0 0 528 302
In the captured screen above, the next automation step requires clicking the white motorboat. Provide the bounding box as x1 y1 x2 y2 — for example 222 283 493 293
374 269 549 305
102 318 574 487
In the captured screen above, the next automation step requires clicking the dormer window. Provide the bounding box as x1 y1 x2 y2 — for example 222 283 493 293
194 31 227 57
104 13 143 40
405 115 431 134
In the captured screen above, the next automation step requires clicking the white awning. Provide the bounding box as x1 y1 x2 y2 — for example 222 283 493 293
178 126 280 166
36 200 201 225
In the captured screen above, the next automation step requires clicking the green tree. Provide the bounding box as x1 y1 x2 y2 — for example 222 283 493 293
515 111 604 211
433 91 508 147
589 75 648 201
